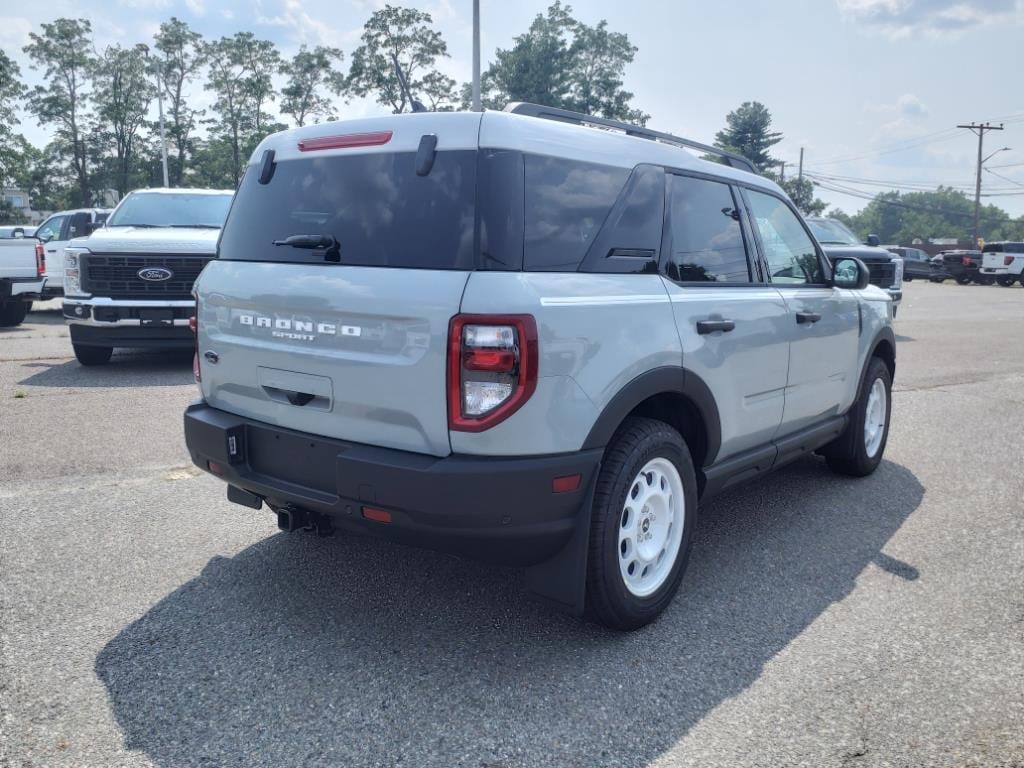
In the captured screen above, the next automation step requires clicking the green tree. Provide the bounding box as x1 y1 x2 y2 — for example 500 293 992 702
470 2 647 123
714 101 782 171
153 18 206 185
280 45 346 127
93 45 153 196
236 33 281 135
23 18 96 206
780 177 827 216
0 50 27 188
348 5 453 113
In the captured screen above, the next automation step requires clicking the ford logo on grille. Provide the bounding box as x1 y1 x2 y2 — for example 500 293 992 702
138 267 174 282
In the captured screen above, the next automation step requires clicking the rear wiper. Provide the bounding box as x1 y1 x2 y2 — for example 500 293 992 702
272 233 341 262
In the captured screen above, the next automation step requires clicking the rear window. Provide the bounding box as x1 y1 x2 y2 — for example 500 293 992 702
983 242 1024 253
219 151 476 269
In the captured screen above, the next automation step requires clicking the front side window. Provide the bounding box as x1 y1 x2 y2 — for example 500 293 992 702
746 190 825 285
666 175 750 283
35 215 66 242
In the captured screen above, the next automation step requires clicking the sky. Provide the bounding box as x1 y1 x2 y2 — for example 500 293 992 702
2 0 1024 216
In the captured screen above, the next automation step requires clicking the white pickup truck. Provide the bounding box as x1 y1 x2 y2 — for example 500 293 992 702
34 208 112 297
62 188 234 365
0 234 46 326
979 241 1024 287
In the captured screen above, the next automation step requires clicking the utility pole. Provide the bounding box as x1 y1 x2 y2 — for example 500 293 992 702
778 160 786 182
137 44 170 188
797 147 804 184
958 122 1004 247
471 0 481 112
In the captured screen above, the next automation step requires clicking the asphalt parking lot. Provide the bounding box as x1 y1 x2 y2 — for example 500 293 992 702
1 282 1022 768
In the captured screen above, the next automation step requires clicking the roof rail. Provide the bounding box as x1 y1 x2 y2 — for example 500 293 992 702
504 102 759 175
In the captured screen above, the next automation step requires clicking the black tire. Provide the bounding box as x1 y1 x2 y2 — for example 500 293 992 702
825 357 892 477
904 274 913 282
975 275 995 286
997 276 1017 287
585 417 697 631
0 300 29 327
73 344 113 366
955 274 971 285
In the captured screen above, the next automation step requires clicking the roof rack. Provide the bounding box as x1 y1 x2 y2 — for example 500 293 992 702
504 102 759 175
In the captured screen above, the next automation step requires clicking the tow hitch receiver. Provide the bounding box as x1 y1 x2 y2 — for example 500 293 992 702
276 504 334 537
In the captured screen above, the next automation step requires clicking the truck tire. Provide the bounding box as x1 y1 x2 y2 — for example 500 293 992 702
826 357 892 477
955 274 971 285
73 344 113 366
997 276 1017 287
975 274 995 286
0 300 29 327
585 417 697 631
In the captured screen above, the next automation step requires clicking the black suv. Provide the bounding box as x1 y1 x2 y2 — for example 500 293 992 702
806 218 903 312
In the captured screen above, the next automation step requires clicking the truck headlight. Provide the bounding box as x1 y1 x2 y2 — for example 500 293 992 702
892 258 904 289
64 248 87 296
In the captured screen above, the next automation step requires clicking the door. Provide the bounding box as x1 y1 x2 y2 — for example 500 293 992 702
34 214 67 288
661 173 790 462
742 188 860 435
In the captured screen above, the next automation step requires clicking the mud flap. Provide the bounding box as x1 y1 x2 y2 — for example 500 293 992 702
522 474 598 616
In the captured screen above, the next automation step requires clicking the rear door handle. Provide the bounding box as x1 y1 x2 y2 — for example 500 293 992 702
696 319 736 335
796 311 822 324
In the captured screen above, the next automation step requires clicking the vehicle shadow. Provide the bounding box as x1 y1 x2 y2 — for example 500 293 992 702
96 457 923 768
17 353 194 388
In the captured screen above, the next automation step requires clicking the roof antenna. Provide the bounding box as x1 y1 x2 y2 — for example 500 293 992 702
391 53 427 113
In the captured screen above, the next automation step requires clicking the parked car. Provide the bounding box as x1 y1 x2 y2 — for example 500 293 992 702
61 188 233 365
0 234 46 326
979 241 1024 287
884 245 932 281
33 208 112 298
928 254 951 282
938 250 986 285
805 217 903 314
0 225 37 239
184 104 896 630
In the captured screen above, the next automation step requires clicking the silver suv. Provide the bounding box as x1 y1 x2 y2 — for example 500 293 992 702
184 104 896 630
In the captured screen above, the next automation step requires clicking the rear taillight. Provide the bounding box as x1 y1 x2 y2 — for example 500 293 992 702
963 256 972 266
448 314 538 432
1005 256 1015 266
34 242 45 277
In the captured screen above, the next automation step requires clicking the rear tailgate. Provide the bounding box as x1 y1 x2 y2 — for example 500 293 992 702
197 113 483 457
982 252 1007 273
0 239 40 281
197 262 468 456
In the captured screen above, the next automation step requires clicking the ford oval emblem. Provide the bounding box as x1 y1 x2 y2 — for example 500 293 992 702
138 267 174 282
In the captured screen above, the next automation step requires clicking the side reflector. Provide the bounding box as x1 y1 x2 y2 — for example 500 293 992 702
552 474 582 493
362 506 392 523
207 460 226 477
298 131 393 152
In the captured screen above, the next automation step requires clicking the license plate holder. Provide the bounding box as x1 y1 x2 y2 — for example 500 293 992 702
139 309 174 327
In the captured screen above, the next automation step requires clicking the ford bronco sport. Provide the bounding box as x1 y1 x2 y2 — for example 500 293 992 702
184 104 895 630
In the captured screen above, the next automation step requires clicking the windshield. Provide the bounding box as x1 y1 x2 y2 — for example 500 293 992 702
107 192 233 229
807 218 861 246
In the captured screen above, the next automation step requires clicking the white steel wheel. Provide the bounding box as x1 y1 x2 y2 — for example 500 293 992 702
617 457 685 598
863 377 888 458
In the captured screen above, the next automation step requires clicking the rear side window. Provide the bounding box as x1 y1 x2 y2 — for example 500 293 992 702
219 150 476 269
524 156 629 271
666 174 750 283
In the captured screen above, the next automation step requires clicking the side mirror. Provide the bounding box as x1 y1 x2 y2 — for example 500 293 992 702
833 256 870 290
866 233 880 247
12 228 24 239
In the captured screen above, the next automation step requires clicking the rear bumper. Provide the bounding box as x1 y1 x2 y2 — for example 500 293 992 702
183 402 601 566
1 276 47 301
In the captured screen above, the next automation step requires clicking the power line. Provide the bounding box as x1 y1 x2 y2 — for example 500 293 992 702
811 179 1024 222
984 167 1024 190
804 170 1022 195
